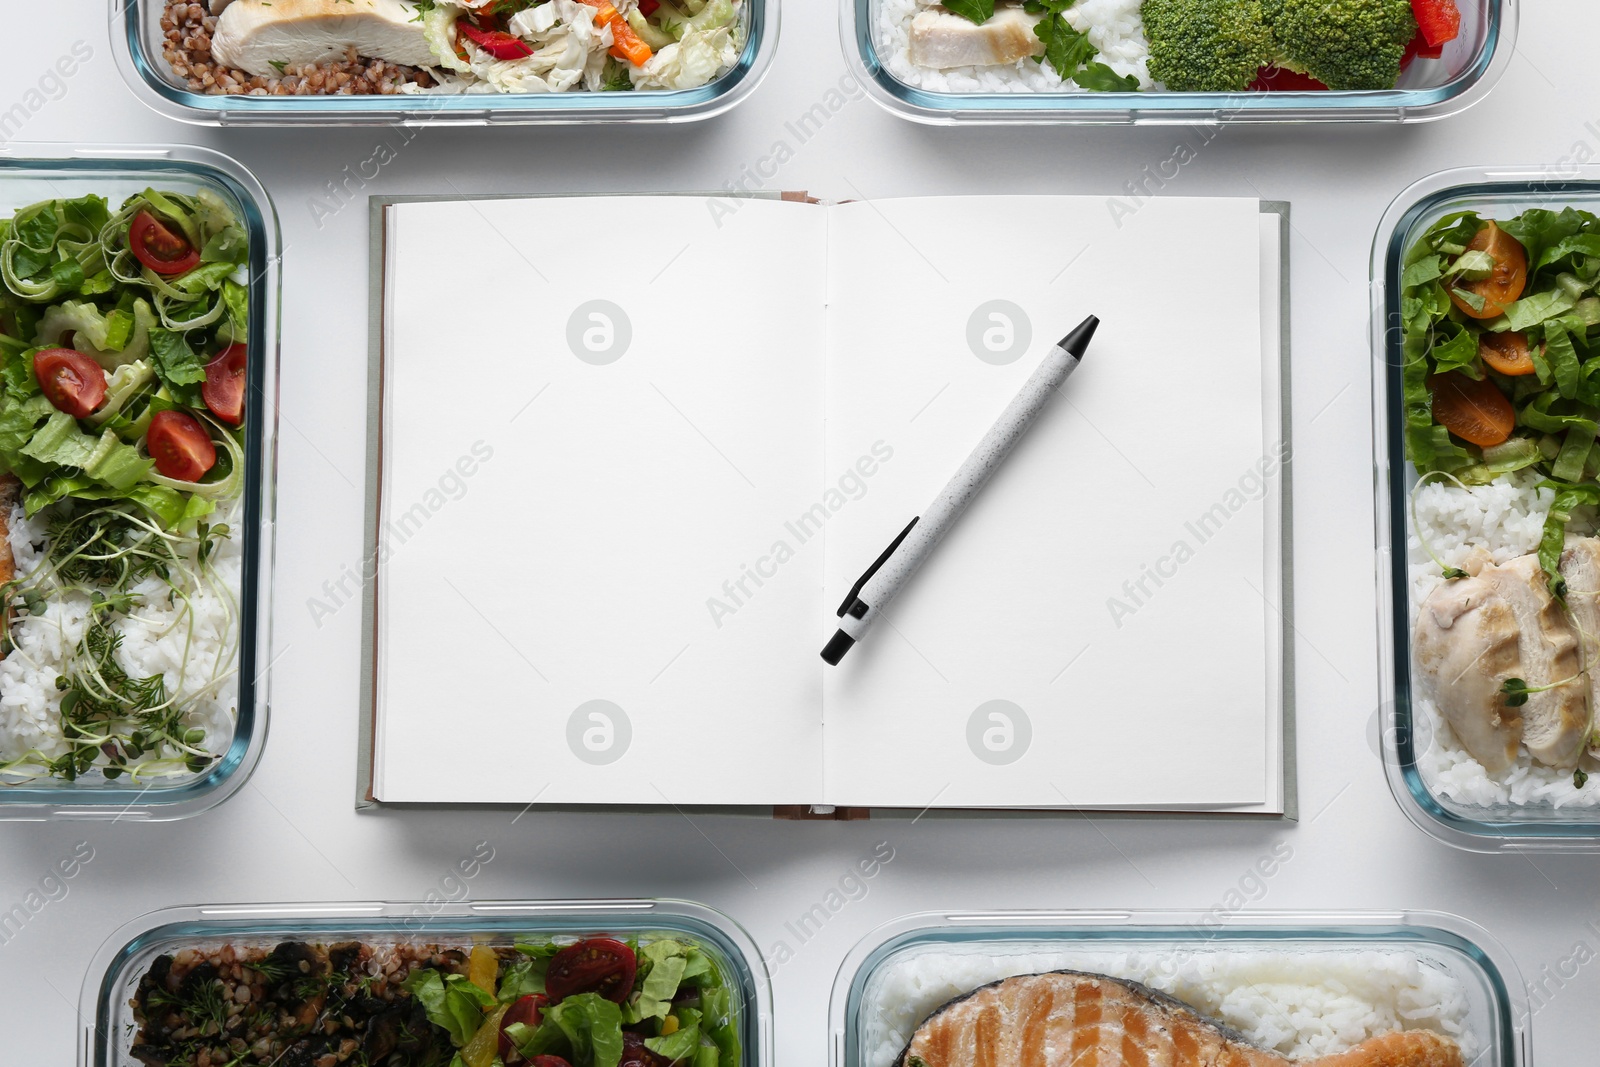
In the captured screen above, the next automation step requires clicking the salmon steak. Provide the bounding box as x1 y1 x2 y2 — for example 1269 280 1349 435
896 970 1463 1067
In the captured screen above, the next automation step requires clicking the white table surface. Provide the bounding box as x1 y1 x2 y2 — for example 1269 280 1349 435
3 2 1597 1064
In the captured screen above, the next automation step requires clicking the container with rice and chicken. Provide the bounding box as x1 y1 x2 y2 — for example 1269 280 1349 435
1376 168 1600 849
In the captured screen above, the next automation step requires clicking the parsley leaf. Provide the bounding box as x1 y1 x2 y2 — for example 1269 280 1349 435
942 0 995 24
1021 0 1138 91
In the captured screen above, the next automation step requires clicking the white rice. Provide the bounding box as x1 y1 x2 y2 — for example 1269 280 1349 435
0 497 241 780
861 946 1475 1065
875 0 1153 94
1407 470 1600 809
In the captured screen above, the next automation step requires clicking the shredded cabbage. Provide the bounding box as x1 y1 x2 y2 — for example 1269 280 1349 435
630 0 741 90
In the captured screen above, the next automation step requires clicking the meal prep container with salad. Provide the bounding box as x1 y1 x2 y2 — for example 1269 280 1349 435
80 898 771 1067
1375 166 1600 852
844 0 1515 125
113 0 775 125
830 909 1526 1067
0 144 277 821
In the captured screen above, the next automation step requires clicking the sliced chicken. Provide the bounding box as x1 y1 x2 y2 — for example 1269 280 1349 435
1559 537 1600 758
900 970 1463 1067
908 5 1044 69
211 0 437 78
1413 574 1523 776
1477 554 1590 769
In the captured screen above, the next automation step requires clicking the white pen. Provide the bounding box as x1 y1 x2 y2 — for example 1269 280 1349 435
821 314 1099 665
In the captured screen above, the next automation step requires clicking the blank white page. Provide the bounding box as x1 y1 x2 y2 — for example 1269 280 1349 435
375 196 828 805
820 196 1272 810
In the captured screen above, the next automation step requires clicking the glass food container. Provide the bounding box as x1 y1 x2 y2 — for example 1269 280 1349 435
113 0 775 125
80 898 771 1067
0 144 278 821
830 909 1526 1067
1374 166 1600 852
843 0 1515 125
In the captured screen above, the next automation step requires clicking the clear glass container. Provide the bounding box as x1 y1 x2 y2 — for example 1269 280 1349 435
114 0 775 125
0 144 278 821
79 898 771 1067
830 909 1526 1067
1373 166 1600 851
843 0 1515 125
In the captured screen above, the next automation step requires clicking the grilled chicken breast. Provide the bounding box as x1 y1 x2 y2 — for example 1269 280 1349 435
1560 537 1600 760
1413 574 1523 776
212 0 436 77
1476 554 1590 768
908 6 1044 69
898 971 1463 1067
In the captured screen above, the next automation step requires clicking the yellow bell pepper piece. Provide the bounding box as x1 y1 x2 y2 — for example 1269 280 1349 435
468 945 499 996
462 1003 510 1067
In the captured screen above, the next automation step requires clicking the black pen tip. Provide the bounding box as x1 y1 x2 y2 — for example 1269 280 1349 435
1057 314 1099 359
821 629 855 666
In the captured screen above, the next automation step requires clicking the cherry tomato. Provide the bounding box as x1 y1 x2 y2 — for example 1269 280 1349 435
129 210 201 276
199 343 247 426
1479 330 1536 377
34 348 107 418
498 994 549 1063
147 410 217 482
1429 372 1515 448
526 1058 573 1067
1449 221 1527 320
545 938 637 1004
619 1032 670 1067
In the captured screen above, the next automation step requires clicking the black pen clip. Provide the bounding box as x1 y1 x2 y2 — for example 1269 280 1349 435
836 516 918 618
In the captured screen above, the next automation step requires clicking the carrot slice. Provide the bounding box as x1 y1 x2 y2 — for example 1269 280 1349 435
579 0 653 65
1479 330 1537 377
1430 371 1515 447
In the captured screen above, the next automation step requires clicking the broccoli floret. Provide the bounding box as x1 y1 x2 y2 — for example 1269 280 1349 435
1261 0 1418 90
1141 0 1276 93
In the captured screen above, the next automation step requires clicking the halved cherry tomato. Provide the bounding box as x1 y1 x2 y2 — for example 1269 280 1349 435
545 938 637 1004
1413 0 1461 48
34 348 107 418
1429 372 1515 447
456 18 535 60
619 1032 670 1067
147 410 217 482
1479 330 1536 377
1248 66 1328 92
200 343 247 426
129 210 200 276
498 994 549 1063
1449 221 1528 320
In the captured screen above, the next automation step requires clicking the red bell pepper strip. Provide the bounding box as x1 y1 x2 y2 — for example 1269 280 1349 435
1401 29 1445 69
456 18 535 61
1412 0 1461 49
1248 66 1329 92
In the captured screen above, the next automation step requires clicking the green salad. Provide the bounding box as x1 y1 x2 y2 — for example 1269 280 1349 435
404 936 740 1067
1402 205 1600 594
0 187 251 783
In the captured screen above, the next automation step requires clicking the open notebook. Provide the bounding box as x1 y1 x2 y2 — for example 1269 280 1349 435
362 193 1292 815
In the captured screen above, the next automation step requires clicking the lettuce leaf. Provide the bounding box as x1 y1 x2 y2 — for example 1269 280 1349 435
401 968 497 1047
